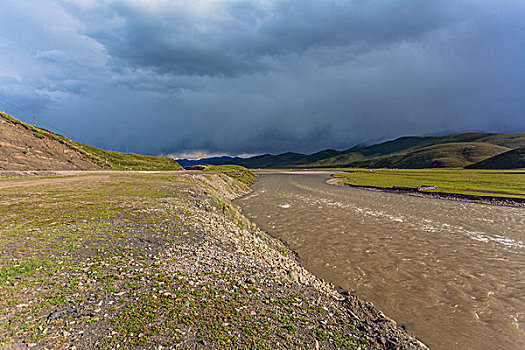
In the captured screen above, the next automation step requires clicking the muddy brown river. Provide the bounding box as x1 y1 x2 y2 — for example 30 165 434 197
234 173 525 350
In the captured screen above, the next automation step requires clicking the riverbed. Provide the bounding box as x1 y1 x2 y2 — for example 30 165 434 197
235 173 525 350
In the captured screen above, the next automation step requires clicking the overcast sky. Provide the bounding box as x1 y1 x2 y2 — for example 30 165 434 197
1 0 524 157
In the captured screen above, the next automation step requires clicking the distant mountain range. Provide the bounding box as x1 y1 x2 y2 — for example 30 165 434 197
177 132 525 169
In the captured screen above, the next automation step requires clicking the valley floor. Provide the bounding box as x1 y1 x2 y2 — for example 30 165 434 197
0 171 426 349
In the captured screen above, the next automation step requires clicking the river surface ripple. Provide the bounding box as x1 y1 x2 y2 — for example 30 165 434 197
234 174 525 350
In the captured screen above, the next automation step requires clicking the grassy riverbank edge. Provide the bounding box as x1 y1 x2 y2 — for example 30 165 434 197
0 169 427 349
330 169 525 206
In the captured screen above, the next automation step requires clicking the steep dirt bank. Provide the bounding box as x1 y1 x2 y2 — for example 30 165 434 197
0 172 426 349
0 116 98 170
0 113 181 171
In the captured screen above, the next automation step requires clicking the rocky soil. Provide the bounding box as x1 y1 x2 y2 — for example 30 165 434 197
0 171 428 349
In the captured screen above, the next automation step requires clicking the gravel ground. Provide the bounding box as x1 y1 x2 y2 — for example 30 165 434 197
0 171 428 349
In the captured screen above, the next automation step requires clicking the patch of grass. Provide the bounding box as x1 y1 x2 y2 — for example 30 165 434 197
85 317 99 324
334 168 525 198
0 259 59 284
202 165 258 186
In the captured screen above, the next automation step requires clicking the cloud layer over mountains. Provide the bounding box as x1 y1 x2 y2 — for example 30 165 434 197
1 0 524 155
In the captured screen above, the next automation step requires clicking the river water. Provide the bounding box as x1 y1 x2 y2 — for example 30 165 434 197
234 173 525 350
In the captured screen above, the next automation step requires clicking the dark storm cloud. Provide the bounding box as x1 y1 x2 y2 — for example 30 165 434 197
1 0 524 156
78 0 462 77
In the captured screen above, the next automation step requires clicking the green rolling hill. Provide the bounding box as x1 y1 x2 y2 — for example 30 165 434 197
466 147 525 169
308 133 524 169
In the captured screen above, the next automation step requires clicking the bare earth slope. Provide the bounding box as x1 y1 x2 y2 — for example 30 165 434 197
0 115 98 170
0 112 181 171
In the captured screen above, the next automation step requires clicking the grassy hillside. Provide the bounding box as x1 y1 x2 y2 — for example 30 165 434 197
452 132 525 149
353 136 435 157
65 142 181 171
193 132 524 169
377 142 511 168
307 133 523 169
466 147 525 169
308 142 512 169
333 169 525 199
0 112 181 171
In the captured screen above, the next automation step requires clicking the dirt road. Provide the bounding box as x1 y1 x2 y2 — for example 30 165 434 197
0 170 201 190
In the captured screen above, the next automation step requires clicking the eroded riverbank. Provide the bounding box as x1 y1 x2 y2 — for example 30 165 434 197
0 171 425 349
236 173 525 350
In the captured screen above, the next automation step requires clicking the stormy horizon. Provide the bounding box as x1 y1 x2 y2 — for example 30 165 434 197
1 0 524 158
